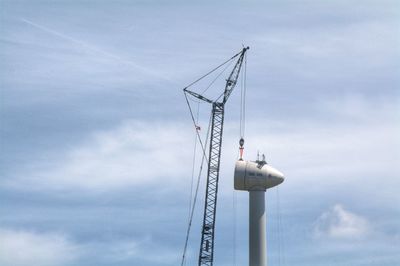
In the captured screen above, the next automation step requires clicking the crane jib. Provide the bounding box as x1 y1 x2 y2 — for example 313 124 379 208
197 47 248 266
180 47 249 266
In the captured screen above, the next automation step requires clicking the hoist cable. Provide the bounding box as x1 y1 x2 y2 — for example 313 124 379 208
240 52 247 138
276 187 286 266
200 59 235 95
184 92 209 162
186 58 235 105
188 103 200 225
233 52 247 264
187 93 201 104
181 55 236 265
181 113 212 266
239 59 244 138
183 51 243 91
233 190 237 266
181 95 213 266
181 48 249 265
243 53 247 136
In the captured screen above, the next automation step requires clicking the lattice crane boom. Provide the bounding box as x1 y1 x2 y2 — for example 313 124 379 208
186 47 249 266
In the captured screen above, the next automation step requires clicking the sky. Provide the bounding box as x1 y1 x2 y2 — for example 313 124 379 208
0 1 399 266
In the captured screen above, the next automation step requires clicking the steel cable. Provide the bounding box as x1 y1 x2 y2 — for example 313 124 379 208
181 95 212 266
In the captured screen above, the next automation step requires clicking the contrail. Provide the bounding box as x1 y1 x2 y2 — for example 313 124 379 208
20 18 175 83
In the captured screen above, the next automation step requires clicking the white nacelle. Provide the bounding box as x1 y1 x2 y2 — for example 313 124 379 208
234 160 285 191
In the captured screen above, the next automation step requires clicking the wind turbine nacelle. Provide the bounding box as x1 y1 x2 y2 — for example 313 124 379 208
234 160 285 191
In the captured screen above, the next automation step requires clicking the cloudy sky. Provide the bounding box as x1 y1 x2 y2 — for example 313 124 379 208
1 1 399 265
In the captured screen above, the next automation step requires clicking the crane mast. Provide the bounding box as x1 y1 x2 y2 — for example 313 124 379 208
185 47 248 266
198 101 223 266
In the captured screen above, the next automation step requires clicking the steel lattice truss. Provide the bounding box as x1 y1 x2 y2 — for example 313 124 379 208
198 102 224 266
182 47 248 266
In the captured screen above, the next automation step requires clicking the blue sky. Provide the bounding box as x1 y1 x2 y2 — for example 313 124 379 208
0 1 399 265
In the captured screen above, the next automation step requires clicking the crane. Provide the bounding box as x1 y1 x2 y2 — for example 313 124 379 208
183 47 249 266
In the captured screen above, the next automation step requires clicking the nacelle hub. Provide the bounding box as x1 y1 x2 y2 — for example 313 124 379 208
234 160 284 191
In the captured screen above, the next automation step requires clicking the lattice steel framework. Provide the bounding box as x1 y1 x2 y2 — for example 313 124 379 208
197 47 248 266
198 102 224 266
182 47 248 266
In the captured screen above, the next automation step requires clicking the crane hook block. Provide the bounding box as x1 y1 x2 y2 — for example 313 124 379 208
239 138 245 160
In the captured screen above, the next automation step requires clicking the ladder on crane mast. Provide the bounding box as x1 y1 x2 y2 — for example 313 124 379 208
182 47 249 266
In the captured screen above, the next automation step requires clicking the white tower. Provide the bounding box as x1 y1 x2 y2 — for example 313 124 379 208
234 158 285 266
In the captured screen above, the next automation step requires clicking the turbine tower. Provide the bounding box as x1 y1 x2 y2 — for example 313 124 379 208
234 155 285 266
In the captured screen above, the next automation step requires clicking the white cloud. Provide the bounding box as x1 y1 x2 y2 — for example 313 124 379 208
0 228 78 266
4 96 399 198
5 121 194 192
216 96 400 199
83 237 180 265
253 17 398 80
107 239 179 264
106 240 139 261
19 18 172 83
313 204 371 240
0 228 179 266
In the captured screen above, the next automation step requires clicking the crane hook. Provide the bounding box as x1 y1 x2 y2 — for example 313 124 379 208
239 138 244 160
